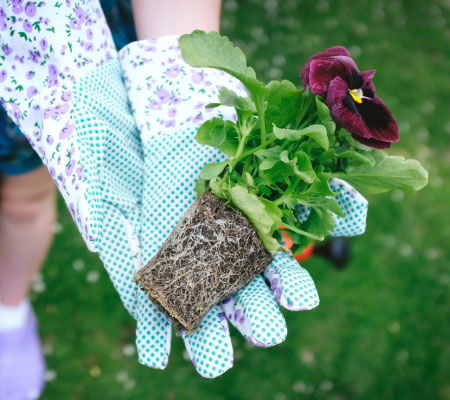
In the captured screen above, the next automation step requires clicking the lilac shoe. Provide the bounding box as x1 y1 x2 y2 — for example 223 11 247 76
0 307 46 400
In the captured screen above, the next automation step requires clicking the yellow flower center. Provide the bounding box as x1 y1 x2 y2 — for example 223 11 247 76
349 88 364 104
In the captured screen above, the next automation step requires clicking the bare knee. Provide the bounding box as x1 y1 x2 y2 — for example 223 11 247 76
0 166 56 224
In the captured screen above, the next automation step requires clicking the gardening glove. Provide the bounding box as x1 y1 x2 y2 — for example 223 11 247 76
0 0 154 366
120 36 320 378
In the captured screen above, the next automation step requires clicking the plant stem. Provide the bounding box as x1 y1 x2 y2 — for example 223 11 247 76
255 97 267 144
282 222 324 241
299 112 317 129
240 135 277 160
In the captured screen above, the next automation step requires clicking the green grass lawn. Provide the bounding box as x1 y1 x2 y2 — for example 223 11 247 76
34 1 450 399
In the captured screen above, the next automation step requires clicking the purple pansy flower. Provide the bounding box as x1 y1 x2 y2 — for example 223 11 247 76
300 46 399 149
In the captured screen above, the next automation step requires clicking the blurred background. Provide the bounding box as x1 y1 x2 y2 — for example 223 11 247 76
34 0 449 399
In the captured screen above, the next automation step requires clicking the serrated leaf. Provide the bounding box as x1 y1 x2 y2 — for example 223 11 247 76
273 124 329 150
200 161 228 180
179 30 256 78
179 31 266 100
335 151 428 193
230 185 281 252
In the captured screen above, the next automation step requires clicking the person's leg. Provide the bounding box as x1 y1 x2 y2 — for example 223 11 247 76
0 166 54 400
0 166 56 306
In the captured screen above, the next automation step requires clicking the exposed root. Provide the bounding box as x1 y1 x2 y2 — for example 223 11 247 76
135 191 273 332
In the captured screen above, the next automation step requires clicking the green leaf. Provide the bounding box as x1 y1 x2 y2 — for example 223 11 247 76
230 185 281 252
273 124 329 150
303 174 337 197
197 118 226 147
260 162 293 187
255 146 283 171
200 161 228 180
244 172 255 187
264 80 303 130
195 179 209 197
335 151 429 193
179 30 256 78
260 198 282 234
255 146 283 160
218 87 255 111
336 149 375 165
179 30 266 101
282 222 324 241
315 96 336 136
296 195 344 217
294 151 316 183
259 158 279 170
306 207 336 239
196 118 239 157
209 177 225 199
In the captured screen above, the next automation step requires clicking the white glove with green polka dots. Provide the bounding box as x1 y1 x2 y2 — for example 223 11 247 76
119 35 366 378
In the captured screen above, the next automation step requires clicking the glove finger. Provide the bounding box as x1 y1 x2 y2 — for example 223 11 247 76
329 178 368 236
181 306 233 379
264 251 319 311
222 275 287 347
135 290 172 369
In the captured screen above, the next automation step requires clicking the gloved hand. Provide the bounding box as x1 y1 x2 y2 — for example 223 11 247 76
0 0 147 365
118 36 369 378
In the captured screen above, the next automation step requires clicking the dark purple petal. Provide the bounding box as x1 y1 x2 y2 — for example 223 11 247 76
309 56 359 97
327 76 399 149
350 134 392 149
300 46 350 87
